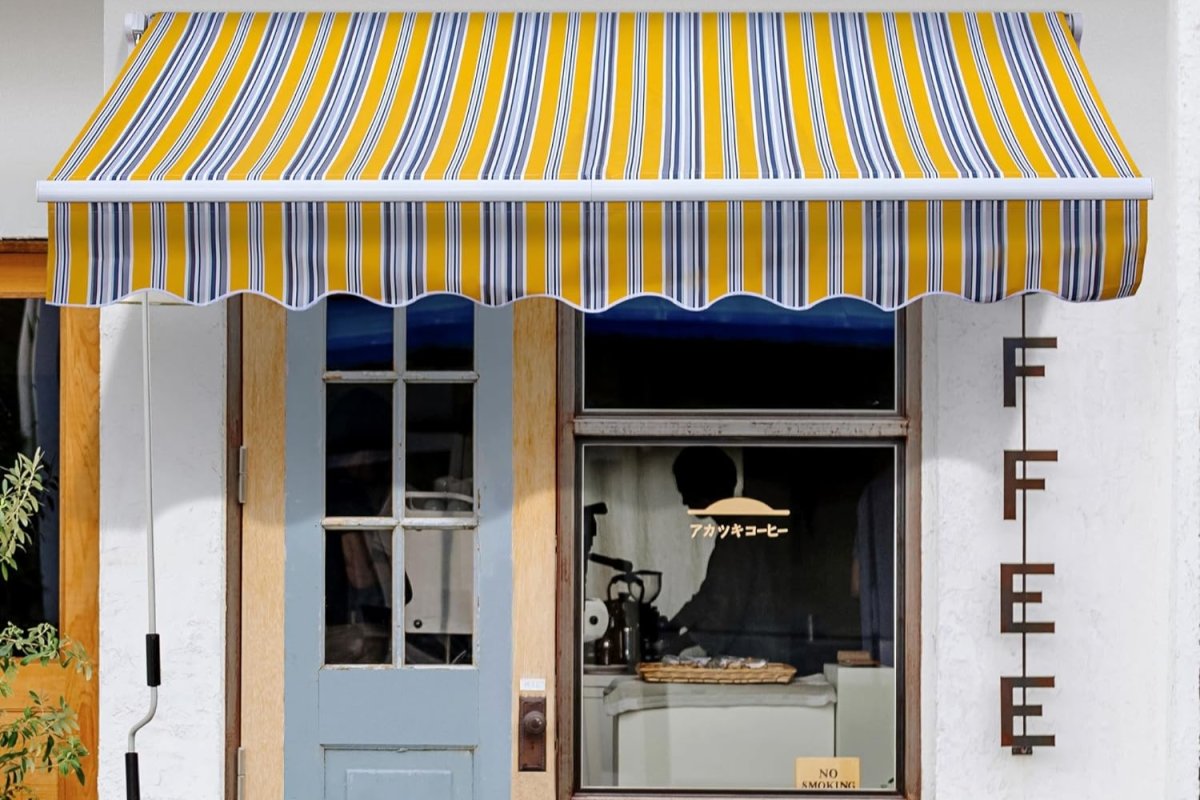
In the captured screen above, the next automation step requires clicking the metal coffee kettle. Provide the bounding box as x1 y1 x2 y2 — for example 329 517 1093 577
602 575 642 669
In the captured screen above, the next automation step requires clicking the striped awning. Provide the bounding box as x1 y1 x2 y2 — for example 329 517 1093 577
39 11 1149 311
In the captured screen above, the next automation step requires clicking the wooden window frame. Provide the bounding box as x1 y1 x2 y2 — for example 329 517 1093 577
555 304 922 800
0 239 101 800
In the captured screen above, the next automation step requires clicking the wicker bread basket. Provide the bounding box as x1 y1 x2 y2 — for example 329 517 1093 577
636 661 796 685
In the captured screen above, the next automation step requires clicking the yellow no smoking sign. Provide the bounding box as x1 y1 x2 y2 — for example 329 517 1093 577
795 757 861 790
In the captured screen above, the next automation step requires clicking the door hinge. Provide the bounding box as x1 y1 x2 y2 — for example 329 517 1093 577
237 445 248 505
236 746 246 800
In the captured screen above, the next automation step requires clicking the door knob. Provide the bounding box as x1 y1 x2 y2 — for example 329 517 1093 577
518 696 547 772
522 710 547 736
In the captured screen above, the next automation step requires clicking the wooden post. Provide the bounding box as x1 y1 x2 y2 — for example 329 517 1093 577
239 297 286 800
512 299 558 800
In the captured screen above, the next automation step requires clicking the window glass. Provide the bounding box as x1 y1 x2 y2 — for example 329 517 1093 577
325 530 393 665
0 301 59 629
404 528 474 665
579 443 897 791
326 296 393 372
406 295 474 372
326 384 393 517
323 298 480 671
404 383 473 517
583 297 896 411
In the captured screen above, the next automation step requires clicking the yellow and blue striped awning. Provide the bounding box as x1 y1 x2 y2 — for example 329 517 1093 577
39 11 1149 310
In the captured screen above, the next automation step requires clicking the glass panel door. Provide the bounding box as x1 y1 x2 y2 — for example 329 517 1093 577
285 299 513 800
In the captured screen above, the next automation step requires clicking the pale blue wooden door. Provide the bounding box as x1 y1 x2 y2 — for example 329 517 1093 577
284 299 513 800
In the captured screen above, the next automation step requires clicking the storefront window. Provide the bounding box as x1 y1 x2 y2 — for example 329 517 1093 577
0 300 59 630
583 297 897 412
575 298 905 794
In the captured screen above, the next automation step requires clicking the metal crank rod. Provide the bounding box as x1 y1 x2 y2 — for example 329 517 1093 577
126 294 161 800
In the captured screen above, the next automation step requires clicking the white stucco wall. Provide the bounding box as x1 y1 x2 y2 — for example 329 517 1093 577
0 0 101 237
0 0 1194 797
1167 0 1200 795
98 302 227 800
919 1 1195 797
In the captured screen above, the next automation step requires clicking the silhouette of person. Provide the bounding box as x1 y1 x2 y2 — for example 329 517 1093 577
667 446 814 670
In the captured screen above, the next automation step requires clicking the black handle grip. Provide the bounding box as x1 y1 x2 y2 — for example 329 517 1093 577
588 553 634 573
145 634 161 687
125 752 140 800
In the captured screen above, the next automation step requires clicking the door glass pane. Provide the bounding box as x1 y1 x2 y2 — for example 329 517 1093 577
579 443 897 791
326 296 394 372
404 528 474 665
326 384 393 517
404 384 473 517
0 301 59 629
583 297 897 411
406 295 474 371
326 530 393 665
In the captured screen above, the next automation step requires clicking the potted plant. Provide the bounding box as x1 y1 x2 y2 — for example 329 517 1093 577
0 450 90 796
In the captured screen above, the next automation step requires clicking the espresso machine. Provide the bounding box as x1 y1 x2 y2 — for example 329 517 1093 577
582 503 666 671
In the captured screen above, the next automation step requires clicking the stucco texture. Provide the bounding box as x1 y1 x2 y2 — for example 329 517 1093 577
920 1 1192 797
0 0 101 237
98 303 227 800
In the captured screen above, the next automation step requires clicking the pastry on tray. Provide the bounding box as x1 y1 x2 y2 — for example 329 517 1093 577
660 654 769 669
638 657 796 684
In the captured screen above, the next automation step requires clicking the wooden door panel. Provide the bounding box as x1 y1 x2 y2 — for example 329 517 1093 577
325 750 472 800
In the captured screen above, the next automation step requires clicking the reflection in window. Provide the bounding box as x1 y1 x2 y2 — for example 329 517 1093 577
326 296 393 372
404 529 474 665
579 444 896 790
583 297 896 411
0 301 59 629
325 530 393 665
407 295 474 371
326 384 393 517
404 384 473 517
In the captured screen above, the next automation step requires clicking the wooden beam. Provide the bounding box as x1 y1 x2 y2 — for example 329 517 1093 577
0 240 47 299
240 297 286 800
0 239 49 254
554 308 577 800
902 304 922 800
224 299 243 800
512 299 558 800
59 307 100 800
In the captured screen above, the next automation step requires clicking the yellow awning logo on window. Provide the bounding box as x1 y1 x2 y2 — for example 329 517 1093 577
687 497 791 539
686 497 789 517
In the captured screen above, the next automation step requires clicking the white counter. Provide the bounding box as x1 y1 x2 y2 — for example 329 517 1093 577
581 665 897 790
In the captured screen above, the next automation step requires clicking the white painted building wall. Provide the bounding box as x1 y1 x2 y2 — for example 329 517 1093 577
0 0 1196 798
0 0 102 237
97 302 227 800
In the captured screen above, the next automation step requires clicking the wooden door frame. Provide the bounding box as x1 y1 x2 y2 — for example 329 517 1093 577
512 300 559 800
225 298 243 800
0 239 101 800
239 296 287 800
